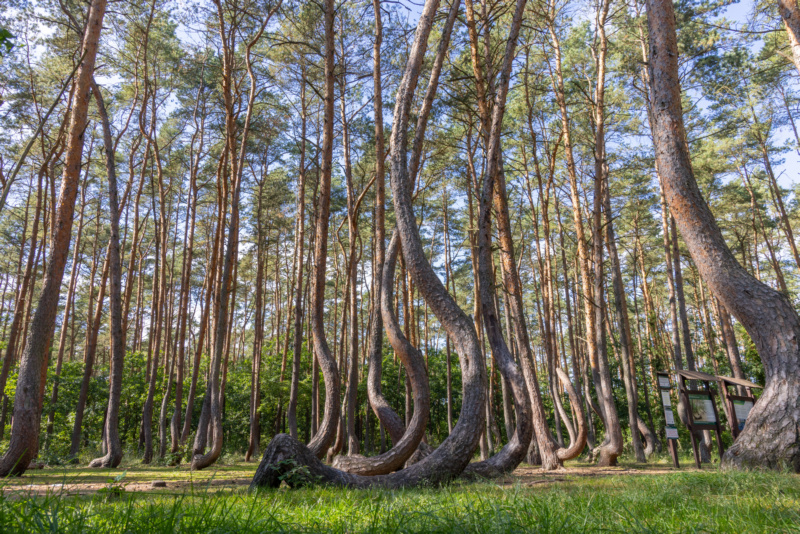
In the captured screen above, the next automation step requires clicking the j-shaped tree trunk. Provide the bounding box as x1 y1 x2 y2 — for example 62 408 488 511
334 233 429 474
191 1 276 470
0 0 107 477
458 0 532 478
589 0 623 467
304 0 340 459
647 0 800 472
252 0 487 489
362 0 406 450
350 0 460 470
336 0 459 475
286 64 307 442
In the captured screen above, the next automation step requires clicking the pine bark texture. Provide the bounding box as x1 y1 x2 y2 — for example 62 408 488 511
0 0 107 477
647 0 800 472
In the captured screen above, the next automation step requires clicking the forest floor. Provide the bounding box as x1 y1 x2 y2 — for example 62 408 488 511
0 456 797 532
0 458 685 497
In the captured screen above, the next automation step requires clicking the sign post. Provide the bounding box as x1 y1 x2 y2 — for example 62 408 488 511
677 370 725 468
716 375 762 439
656 372 679 468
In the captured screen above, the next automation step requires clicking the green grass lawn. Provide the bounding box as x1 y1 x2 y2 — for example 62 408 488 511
0 458 797 533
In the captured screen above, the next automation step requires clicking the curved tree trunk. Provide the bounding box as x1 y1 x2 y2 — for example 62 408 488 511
286 66 307 442
590 0 623 468
89 82 130 467
253 0 487 489
647 0 800 472
363 0 405 449
348 0 461 472
304 0 340 459
0 0 107 477
89 81 125 467
459 0 532 478
334 233 429 474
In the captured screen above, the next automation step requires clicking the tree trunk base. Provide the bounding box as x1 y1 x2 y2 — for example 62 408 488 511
722 379 800 472
88 453 122 468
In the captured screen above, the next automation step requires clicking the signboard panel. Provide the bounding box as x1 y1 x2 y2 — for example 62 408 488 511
688 393 717 425
657 373 680 467
733 399 754 431
664 407 675 426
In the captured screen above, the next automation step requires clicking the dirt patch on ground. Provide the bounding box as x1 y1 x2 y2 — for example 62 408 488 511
0 463 697 498
504 464 694 488
1 475 252 498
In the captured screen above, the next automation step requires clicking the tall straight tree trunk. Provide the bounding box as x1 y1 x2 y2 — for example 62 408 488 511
46 178 86 438
246 186 266 460
647 0 800 471
603 195 648 462
0 0 107 476
69 256 108 458
182 162 224 446
287 65 308 441
0 173 44 437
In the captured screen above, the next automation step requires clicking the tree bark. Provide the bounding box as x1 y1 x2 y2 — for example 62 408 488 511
0 0 107 476
253 0 488 489
779 0 800 77
647 0 800 471
89 81 124 468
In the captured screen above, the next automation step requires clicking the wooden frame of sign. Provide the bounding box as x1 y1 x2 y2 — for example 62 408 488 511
655 371 679 468
677 369 725 468
716 375 762 439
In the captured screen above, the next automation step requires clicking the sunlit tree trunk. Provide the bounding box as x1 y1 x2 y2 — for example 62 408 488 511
0 0 108 476
647 0 800 471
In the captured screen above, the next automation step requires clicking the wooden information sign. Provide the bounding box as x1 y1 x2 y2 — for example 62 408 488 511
655 371 679 468
677 370 725 468
716 375 762 439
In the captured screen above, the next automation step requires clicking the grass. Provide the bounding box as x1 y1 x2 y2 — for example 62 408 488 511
0 459 798 533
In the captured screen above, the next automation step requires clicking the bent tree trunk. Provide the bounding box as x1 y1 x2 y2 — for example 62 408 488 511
0 0 108 477
362 0 405 450
89 81 125 468
303 0 340 459
342 0 461 475
461 0 532 478
647 0 800 472
334 233 430 474
252 0 487 489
